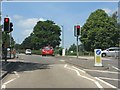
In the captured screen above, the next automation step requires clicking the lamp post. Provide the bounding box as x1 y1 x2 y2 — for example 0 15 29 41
61 25 65 56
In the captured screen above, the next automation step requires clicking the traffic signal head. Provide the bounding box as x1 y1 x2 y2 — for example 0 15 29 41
4 18 10 32
77 25 80 36
10 22 13 32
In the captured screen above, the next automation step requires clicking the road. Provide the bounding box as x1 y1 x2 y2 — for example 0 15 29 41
1 54 119 89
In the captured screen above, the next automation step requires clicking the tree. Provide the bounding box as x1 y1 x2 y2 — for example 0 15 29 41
80 9 119 51
68 44 76 52
21 20 61 50
2 31 15 48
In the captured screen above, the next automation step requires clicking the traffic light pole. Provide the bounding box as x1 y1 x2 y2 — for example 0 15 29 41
76 35 79 58
10 32 12 59
4 32 8 62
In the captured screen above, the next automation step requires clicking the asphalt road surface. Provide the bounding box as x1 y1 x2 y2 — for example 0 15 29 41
1 54 119 89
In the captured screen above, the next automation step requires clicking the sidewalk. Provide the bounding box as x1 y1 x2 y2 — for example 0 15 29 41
0 59 17 80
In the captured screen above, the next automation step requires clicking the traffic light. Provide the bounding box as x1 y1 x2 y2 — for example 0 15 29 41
10 22 13 32
4 18 10 32
77 25 80 36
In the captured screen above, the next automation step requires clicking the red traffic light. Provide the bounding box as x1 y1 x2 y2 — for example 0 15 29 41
77 25 80 29
5 18 9 22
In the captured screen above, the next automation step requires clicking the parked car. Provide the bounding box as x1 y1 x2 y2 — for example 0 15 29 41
25 49 31 55
41 46 54 56
101 47 120 57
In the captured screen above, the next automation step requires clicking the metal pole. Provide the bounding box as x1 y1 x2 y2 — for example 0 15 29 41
62 25 64 48
77 35 79 58
4 32 8 62
10 32 11 59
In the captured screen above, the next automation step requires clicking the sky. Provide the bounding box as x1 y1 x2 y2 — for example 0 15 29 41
1 1 118 49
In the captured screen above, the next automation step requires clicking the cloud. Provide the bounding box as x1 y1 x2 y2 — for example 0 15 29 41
13 15 23 20
102 8 112 14
13 15 46 37
22 29 33 36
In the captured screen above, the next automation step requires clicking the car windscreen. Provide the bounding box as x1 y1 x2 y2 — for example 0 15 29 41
26 49 31 52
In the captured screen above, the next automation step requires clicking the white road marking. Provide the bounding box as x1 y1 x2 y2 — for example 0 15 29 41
64 64 103 88
1 71 20 89
98 77 120 81
1 84 6 89
14 71 20 78
83 69 119 74
60 60 65 62
112 66 120 71
64 64 67 68
95 77 117 88
1 78 16 89
72 66 86 73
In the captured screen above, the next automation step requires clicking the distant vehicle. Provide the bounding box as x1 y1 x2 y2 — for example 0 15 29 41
101 47 120 57
42 46 54 56
25 49 31 55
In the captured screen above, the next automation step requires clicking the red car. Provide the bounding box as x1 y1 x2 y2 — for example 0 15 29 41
41 46 54 56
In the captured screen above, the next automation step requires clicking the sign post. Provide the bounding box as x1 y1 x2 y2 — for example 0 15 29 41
94 49 102 66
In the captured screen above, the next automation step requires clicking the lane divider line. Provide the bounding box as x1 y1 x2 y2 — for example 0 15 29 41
98 77 120 81
72 66 86 73
112 66 120 72
95 77 117 88
64 64 103 89
83 69 119 74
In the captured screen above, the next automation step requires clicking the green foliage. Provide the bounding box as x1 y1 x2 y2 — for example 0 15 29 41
2 31 15 48
80 9 119 51
21 20 61 50
68 43 76 52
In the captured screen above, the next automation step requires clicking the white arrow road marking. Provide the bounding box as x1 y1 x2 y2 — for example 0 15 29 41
64 64 103 89
95 77 117 88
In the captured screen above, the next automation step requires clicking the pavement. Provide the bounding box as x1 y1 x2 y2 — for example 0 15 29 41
0 55 117 80
0 59 18 80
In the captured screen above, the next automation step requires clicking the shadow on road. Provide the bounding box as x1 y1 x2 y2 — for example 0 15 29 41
2 61 50 74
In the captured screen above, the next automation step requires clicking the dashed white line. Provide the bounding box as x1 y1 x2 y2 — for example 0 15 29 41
95 77 117 88
98 77 120 81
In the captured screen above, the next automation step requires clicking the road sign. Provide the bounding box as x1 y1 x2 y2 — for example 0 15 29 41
94 49 102 66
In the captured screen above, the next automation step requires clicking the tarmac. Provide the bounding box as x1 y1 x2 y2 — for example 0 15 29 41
1 55 116 80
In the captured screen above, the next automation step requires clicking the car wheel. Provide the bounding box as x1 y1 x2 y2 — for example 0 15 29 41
102 53 106 57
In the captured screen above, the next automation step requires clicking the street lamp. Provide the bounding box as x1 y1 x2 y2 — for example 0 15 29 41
61 25 65 56
61 25 64 48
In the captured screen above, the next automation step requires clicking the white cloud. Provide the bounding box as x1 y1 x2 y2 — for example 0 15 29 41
22 29 33 36
13 15 23 20
17 18 39 29
102 8 112 14
14 15 46 37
